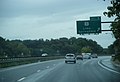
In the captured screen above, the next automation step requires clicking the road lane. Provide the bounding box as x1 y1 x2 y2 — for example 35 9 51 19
0 59 63 82
0 56 120 82
36 58 120 82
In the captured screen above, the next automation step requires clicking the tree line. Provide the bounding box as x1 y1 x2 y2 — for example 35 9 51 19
103 0 120 61
0 36 103 58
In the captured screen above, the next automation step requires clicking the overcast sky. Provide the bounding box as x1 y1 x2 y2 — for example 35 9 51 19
0 0 115 48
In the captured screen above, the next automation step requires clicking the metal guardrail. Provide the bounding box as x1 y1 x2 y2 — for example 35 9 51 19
0 56 64 68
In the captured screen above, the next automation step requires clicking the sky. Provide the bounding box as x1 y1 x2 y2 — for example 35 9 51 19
0 0 115 48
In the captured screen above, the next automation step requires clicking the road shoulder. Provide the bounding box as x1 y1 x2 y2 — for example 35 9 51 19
98 58 120 74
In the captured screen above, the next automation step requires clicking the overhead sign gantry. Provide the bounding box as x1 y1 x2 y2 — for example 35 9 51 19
76 16 101 35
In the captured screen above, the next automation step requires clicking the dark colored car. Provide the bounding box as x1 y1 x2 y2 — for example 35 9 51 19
91 54 98 58
76 55 83 60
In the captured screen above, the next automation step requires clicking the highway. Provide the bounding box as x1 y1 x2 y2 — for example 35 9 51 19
0 56 120 82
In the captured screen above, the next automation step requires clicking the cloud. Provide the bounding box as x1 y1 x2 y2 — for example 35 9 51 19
0 0 115 48
0 0 110 18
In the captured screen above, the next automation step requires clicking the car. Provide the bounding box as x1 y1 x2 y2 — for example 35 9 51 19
41 53 48 57
65 53 76 63
76 55 83 60
91 54 98 58
83 54 91 59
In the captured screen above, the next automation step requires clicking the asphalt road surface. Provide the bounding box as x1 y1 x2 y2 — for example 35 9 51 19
0 56 120 82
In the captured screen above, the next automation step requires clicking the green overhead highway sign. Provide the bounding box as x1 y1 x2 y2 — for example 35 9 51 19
76 16 101 34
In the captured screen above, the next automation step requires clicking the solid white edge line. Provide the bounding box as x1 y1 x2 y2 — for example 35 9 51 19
98 60 120 75
17 77 26 82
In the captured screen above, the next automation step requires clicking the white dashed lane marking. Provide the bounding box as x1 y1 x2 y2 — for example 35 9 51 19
17 77 26 82
37 70 41 72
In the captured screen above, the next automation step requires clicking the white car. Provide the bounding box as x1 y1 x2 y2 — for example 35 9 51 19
65 53 76 63
41 53 48 57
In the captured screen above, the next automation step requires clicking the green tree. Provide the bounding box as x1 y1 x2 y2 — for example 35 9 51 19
103 0 120 56
103 0 120 39
17 43 30 57
81 47 92 53
108 44 115 54
0 36 104 57
0 37 7 58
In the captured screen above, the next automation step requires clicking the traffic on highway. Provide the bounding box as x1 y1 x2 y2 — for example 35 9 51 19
0 56 120 82
0 0 120 82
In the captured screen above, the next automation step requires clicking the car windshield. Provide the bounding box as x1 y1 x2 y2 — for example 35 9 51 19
66 54 74 56
67 55 74 57
0 0 120 82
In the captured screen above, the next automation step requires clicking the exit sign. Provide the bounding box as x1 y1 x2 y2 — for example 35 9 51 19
76 16 101 34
